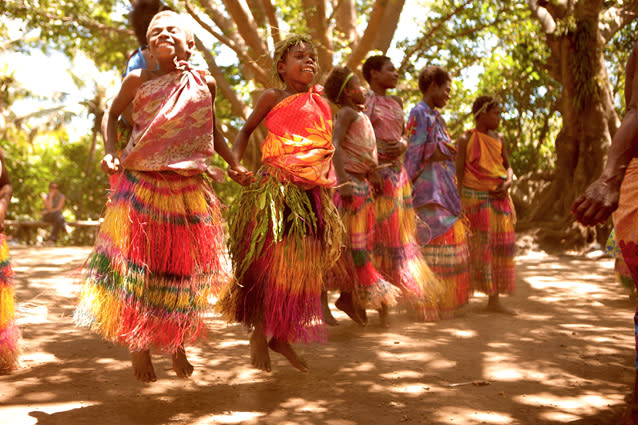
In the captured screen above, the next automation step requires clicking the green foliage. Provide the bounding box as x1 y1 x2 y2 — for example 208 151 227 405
1 0 133 71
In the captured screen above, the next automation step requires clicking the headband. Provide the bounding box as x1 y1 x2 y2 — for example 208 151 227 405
336 73 354 102
473 99 498 119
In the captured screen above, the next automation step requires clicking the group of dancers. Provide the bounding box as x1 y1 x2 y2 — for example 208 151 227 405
0 10 516 382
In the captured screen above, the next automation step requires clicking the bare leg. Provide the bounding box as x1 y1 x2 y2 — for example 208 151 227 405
171 345 194 378
268 338 309 372
335 292 366 326
321 290 338 326
250 321 271 372
131 349 156 382
485 294 517 315
377 303 390 328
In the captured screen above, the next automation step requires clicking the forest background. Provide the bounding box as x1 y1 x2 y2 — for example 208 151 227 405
1 0 637 247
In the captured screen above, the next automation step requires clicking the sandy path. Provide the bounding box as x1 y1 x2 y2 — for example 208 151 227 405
0 245 634 425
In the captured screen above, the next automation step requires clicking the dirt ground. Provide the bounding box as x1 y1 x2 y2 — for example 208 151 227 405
0 243 635 425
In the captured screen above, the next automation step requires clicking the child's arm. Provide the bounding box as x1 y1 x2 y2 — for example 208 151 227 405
625 42 637 109
455 131 470 193
103 70 145 173
386 95 408 156
332 107 358 200
232 89 283 160
0 151 12 232
205 76 252 185
492 133 514 199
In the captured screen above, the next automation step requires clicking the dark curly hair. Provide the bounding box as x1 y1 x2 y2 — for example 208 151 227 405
362 55 390 84
417 66 451 95
472 95 499 119
130 0 171 46
324 66 354 104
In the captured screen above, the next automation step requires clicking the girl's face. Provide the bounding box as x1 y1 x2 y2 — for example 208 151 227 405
372 60 399 89
481 104 501 130
431 80 451 109
277 42 317 88
344 75 366 105
147 15 193 62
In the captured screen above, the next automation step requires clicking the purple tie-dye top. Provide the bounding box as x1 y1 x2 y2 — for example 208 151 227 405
404 101 461 239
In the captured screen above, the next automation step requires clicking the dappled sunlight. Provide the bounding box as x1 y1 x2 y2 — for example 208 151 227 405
2 402 98 425
441 328 477 338
192 411 265 424
0 247 634 424
517 391 625 417
434 406 513 424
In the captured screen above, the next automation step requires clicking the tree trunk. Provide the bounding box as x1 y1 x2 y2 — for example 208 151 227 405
525 17 618 246
372 0 405 53
302 0 334 72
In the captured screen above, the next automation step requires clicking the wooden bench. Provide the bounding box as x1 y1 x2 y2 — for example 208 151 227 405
4 219 103 245
4 219 103 229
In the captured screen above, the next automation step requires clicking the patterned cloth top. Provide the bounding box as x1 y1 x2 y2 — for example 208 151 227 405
341 111 378 175
613 158 638 275
122 62 214 174
404 101 461 238
463 129 508 192
261 85 336 188
365 92 404 161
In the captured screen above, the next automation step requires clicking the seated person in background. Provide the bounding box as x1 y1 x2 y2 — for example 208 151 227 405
41 182 67 245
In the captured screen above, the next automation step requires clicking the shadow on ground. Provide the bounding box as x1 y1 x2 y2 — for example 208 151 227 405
0 246 634 425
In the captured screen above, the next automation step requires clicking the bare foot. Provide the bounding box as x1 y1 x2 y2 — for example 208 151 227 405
268 338 309 372
131 350 156 382
250 329 271 372
378 303 390 328
321 290 338 326
484 295 517 315
171 346 194 378
357 307 368 326
335 292 365 326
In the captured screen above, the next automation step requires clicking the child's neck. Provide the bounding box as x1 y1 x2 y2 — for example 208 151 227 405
284 81 311 95
155 57 180 75
422 94 437 110
341 98 364 111
369 81 389 97
476 122 493 134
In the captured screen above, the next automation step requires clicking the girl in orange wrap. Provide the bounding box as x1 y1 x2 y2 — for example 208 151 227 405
217 35 344 372
456 95 516 314
75 11 250 383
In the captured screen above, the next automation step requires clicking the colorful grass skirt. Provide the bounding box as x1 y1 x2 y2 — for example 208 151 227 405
606 229 635 291
373 165 444 321
0 235 18 372
217 168 344 343
329 176 399 310
74 170 225 353
420 218 470 316
461 188 515 296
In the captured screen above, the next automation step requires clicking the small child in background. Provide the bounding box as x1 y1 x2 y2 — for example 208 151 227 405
456 95 516 314
75 11 249 382
324 66 399 327
217 35 344 372
0 150 16 373
363 55 444 321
